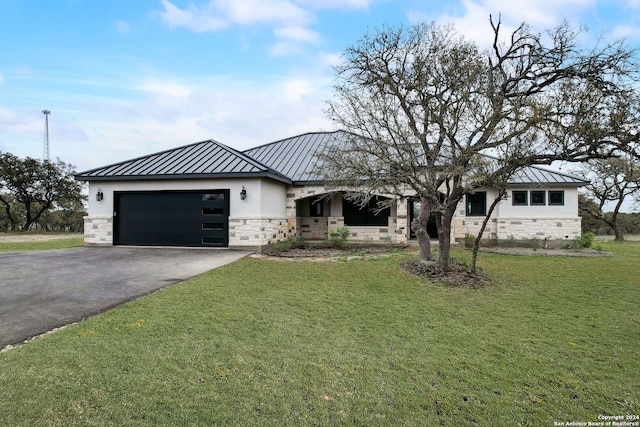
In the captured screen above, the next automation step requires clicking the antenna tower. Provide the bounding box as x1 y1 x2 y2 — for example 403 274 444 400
42 109 51 161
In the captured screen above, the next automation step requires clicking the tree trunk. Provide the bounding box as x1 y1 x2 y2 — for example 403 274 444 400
412 197 432 261
609 210 625 241
436 210 454 272
613 224 625 241
470 190 505 274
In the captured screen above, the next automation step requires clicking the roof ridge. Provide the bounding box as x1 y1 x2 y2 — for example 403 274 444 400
76 139 222 176
244 129 343 153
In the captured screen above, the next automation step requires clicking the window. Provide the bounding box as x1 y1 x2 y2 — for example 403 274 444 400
530 190 546 206
309 196 324 217
343 196 390 226
466 192 486 216
202 222 225 230
512 191 528 205
202 193 224 201
548 190 564 206
202 207 225 215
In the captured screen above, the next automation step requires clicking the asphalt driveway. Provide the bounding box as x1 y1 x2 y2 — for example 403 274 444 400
0 246 250 349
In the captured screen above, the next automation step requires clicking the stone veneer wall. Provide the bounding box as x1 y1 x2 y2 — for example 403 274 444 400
298 217 329 239
228 217 291 249
83 216 113 246
454 217 582 243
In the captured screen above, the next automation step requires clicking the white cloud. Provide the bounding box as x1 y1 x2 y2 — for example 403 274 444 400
410 0 597 49
115 20 132 33
216 0 310 25
274 25 320 42
159 0 310 32
40 72 336 169
159 0 228 32
298 0 376 10
136 78 193 99
613 24 640 41
319 52 343 68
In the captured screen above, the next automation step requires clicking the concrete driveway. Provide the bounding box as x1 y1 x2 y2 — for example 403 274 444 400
0 246 250 349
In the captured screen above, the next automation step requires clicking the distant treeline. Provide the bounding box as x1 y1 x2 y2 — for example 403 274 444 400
582 212 640 236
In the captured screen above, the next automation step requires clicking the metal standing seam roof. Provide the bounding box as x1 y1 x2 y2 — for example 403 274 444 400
75 131 588 187
75 139 291 183
507 164 589 186
243 130 347 184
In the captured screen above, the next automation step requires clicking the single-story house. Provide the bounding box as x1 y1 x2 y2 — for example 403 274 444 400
75 130 588 250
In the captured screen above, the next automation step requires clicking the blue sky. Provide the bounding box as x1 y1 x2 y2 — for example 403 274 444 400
0 0 638 172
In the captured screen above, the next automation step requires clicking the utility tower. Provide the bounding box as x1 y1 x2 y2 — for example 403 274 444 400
42 109 51 161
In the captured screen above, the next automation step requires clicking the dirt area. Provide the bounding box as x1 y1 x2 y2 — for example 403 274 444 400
0 233 83 243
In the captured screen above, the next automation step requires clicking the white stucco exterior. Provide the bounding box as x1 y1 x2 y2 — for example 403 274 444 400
84 178 290 249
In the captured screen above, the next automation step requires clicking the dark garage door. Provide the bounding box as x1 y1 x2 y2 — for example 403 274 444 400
114 190 229 247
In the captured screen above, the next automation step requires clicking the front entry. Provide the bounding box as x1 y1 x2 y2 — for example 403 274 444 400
114 190 229 247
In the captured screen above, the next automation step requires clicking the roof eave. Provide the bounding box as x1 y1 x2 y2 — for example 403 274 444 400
75 172 292 185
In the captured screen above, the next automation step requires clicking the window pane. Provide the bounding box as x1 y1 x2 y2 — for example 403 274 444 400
530 190 546 205
512 191 528 205
202 236 225 244
203 208 225 215
466 192 486 216
309 197 324 217
549 190 564 205
202 193 224 201
202 223 225 230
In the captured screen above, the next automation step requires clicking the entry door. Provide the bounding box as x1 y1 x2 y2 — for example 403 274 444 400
114 190 229 247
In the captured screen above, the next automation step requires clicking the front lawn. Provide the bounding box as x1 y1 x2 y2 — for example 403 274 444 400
0 243 638 426
0 236 84 252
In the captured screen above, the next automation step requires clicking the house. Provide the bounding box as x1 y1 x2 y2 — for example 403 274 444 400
75 130 588 250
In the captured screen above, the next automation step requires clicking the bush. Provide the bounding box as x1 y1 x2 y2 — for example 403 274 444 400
529 236 540 250
327 226 351 249
464 234 475 249
271 235 308 252
567 232 595 249
577 232 595 249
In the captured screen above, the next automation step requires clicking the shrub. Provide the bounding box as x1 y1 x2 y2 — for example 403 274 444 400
271 235 308 252
567 232 595 249
327 226 351 249
464 234 475 249
529 236 540 250
576 232 595 249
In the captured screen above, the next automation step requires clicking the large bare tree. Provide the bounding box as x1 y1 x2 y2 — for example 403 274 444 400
322 18 636 271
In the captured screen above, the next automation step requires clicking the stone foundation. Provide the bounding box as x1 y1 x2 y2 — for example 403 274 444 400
228 217 290 250
454 217 582 242
83 216 113 246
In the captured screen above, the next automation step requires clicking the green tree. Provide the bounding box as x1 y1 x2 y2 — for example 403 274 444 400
0 152 85 231
577 154 640 240
322 18 636 271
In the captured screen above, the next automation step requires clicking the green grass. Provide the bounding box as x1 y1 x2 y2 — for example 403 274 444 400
0 243 638 426
0 237 84 252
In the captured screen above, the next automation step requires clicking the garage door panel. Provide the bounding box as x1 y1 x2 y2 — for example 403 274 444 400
115 191 229 247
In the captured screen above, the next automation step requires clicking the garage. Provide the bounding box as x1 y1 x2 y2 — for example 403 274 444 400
114 190 229 247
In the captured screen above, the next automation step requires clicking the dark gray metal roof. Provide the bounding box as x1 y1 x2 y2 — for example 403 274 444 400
76 131 587 187
246 130 588 187
243 131 346 184
76 139 291 183
508 164 588 186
